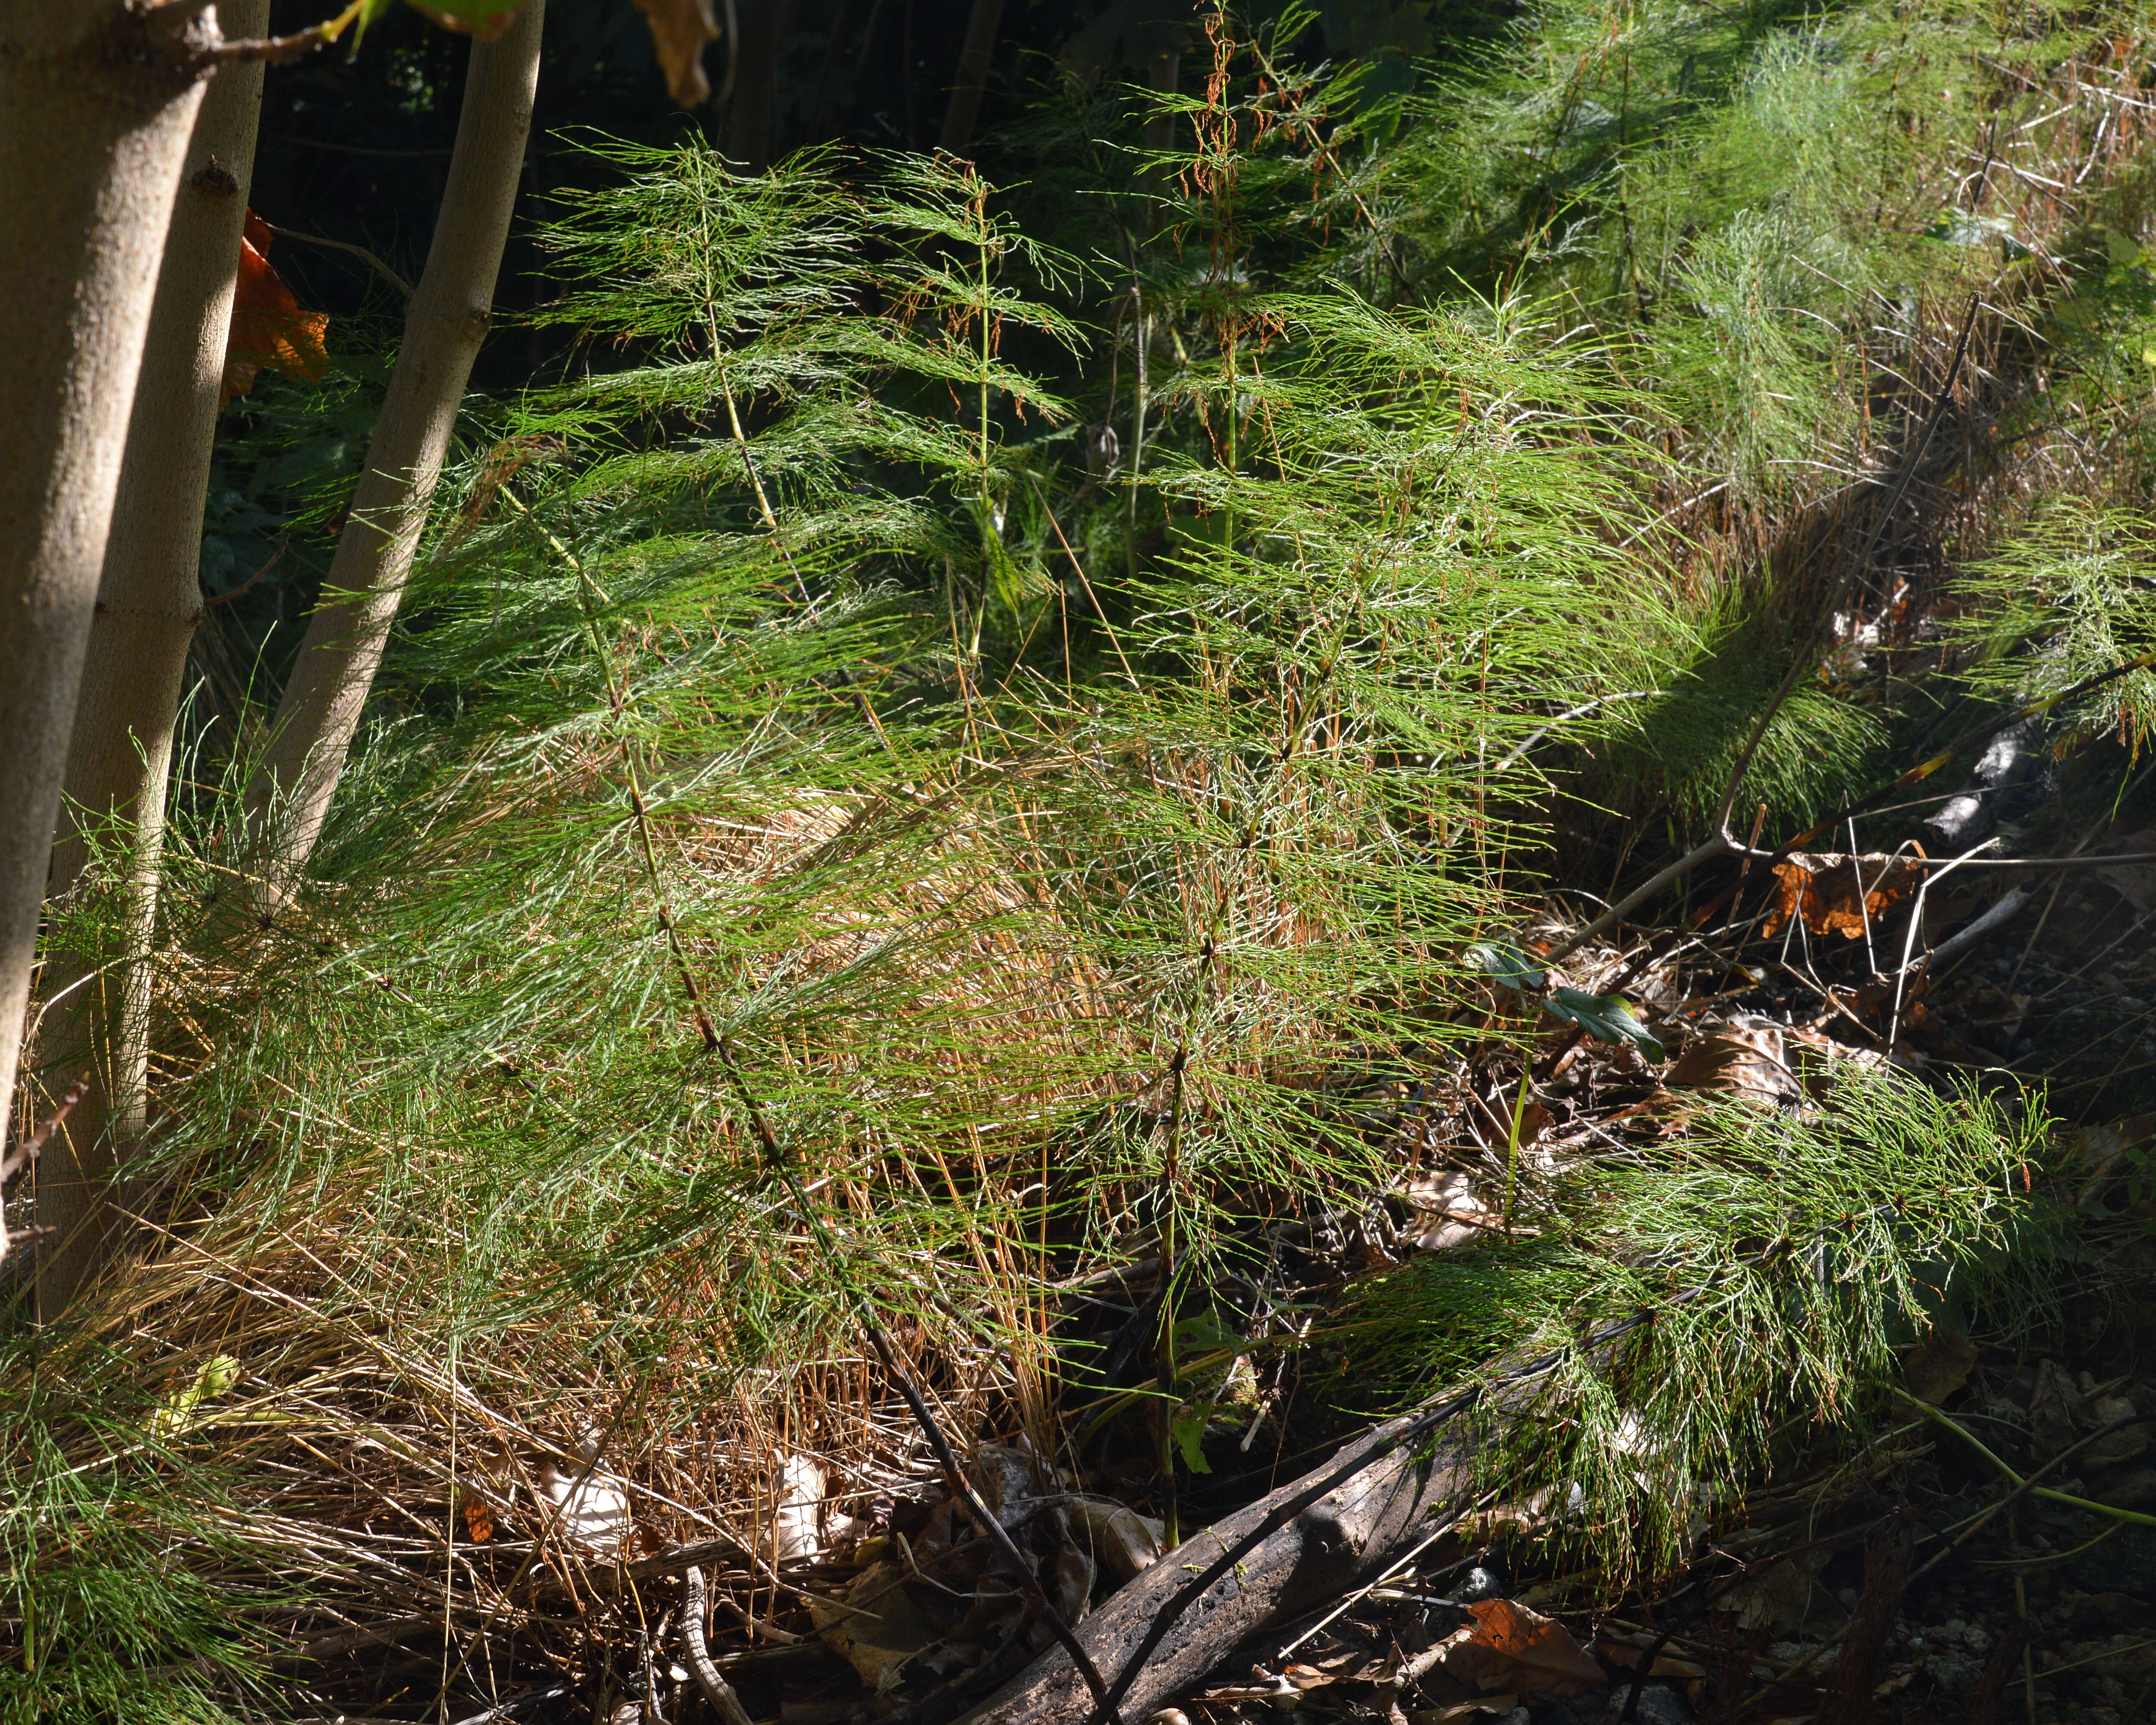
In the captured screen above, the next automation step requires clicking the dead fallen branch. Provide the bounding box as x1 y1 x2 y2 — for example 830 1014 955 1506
960 1298 1682 1725
682 1565 754 1725
956 1397 1477 1725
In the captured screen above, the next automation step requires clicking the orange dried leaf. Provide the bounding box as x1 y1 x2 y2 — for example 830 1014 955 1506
634 0 720 106
461 1494 495 1542
222 209 330 405
1439 1599 1607 1698
1761 852 1924 940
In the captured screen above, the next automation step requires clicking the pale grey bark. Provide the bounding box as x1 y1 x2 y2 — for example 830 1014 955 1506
936 0 1004 157
244 0 544 880
34 0 272 1317
0 3 212 1210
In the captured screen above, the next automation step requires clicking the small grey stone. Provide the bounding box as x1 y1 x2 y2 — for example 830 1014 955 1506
1606 1683 1695 1725
1455 1564 1502 1602
1932 1656 1980 1694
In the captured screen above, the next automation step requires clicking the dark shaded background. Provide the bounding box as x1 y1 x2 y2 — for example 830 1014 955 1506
246 0 1508 374
195 0 1510 693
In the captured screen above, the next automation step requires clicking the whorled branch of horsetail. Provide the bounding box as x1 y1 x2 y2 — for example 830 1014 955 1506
681 156 810 613
1079 1243 1796 1725
498 491 1120 1712
499 488 725 1050
713 1036 1125 1723
685 183 891 751
723 356 898 751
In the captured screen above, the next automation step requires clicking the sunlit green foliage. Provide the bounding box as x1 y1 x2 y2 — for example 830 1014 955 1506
1342 1069 2062 1582
22 0 2156 1707
1947 498 2156 747
0 1341 266 1725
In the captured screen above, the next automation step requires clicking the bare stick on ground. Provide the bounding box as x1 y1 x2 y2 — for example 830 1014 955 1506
683 1565 756 1725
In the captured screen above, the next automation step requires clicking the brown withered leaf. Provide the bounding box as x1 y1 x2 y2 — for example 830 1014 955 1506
1666 1024 1798 1107
1400 1168 1496 1251
1899 1324 1977 1406
222 210 330 406
2094 829 2156 912
1896 998 1981 1062
1066 1496 1163 1583
2068 1115 2153 1204
634 0 721 106
1595 1634 1708 1682
1721 1553 1819 1634
2028 1358 2091 1461
1762 852 1925 940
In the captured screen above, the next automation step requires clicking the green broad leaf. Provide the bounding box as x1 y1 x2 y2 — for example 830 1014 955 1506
151 1355 242 1439
1543 986 1665 1062
1171 1309 1232 1358
1466 939 1546 998
1169 1401 1214 1475
1925 209 2021 251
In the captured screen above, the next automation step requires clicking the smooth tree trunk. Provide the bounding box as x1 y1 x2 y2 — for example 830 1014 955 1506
935 0 1003 157
728 0 791 172
34 0 273 1317
0 3 212 1197
243 0 544 880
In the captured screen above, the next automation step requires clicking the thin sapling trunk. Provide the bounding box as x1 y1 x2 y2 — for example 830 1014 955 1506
244 0 544 883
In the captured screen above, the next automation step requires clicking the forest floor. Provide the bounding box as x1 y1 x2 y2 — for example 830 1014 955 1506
273 847 2156 1725
20 8 2156 1719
